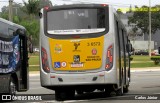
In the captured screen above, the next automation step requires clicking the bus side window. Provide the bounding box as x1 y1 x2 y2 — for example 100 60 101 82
8 28 15 36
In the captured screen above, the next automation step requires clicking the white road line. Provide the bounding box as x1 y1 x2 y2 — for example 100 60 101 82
30 87 43 89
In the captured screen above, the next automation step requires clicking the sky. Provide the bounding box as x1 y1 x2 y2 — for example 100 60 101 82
0 0 160 12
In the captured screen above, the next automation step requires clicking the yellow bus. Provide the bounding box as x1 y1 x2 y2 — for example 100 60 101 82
39 4 132 101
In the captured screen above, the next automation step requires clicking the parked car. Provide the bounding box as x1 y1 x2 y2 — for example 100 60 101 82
135 50 149 55
34 48 39 52
151 49 159 56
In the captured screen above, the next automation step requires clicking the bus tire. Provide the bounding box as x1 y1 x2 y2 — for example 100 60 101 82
9 78 16 95
123 85 129 93
55 89 75 101
55 90 66 101
67 89 75 99
105 85 116 97
116 78 124 96
76 90 83 95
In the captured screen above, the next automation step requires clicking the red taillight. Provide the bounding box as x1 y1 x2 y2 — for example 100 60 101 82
72 35 80 38
101 4 108 7
44 6 49 10
105 45 113 70
41 47 50 73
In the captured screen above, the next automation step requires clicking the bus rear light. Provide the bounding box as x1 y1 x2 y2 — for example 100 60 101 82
72 35 80 38
101 4 108 7
105 45 113 71
44 6 49 10
50 76 56 78
41 47 50 73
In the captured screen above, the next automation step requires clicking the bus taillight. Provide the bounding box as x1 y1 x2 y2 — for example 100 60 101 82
101 4 107 7
105 45 113 71
44 6 49 10
41 47 50 73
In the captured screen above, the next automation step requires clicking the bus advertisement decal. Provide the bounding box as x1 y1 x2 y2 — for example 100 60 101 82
54 44 62 53
49 35 104 71
0 35 20 73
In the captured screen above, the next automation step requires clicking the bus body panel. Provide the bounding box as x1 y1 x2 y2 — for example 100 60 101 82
48 36 104 71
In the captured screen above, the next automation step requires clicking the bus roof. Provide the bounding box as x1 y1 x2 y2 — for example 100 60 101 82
0 17 26 30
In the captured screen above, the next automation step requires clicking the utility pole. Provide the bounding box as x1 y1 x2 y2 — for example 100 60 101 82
149 0 151 57
9 0 13 22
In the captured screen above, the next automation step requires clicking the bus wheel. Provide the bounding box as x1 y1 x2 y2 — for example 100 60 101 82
55 89 75 101
55 90 66 101
105 85 116 97
76 90 83 95
116 78 124 96
116 86 123 96
9 78 16 95
67 89 75 99
123 85 129 93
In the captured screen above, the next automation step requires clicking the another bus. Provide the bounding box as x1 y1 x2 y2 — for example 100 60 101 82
0 18 30 96
39 4 132 100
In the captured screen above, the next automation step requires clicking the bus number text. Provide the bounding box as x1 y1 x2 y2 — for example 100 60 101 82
87 42 100 46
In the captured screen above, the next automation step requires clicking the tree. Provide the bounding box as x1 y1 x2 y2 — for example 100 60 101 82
20 19 40 46
22 0 40 19
39 0 52 8
128 5 160 34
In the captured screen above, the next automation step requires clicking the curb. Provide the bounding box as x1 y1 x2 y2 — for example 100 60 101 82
131 69 160 72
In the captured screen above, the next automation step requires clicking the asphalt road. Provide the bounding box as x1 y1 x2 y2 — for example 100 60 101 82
3 70 160 103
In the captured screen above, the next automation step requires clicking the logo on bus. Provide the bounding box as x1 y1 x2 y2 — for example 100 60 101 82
92 48 97 55
73 55 80 63
61 62 67 68
54 62 61 68
54 44 62 53
74 43 80 51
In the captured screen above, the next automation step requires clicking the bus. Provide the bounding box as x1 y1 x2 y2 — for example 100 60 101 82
0 18 30 96
39 4 132 100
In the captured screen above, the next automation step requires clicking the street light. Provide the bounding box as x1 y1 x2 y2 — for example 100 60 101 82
9 0 13 21
149 0 151 57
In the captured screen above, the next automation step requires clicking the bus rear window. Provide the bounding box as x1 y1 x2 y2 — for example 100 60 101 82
47 8 106 34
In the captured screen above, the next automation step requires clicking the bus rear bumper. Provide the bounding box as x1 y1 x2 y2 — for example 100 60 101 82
41 70 117 87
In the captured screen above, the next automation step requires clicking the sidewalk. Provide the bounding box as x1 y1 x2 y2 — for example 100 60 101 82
131 67 160 72
29 67 160 76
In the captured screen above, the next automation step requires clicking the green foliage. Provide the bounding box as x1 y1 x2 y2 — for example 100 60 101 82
22 0 40 18
39 0 53 8
131 55 160 68
128 5 160 34
20 19 40 45
151 56 160 65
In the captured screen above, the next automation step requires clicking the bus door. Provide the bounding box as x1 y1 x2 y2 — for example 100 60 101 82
16 29 29 91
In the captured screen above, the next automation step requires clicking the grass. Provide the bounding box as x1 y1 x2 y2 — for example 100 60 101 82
29 66 40 71
131 62 160 68
131 55 150 61
131 55 160 68
28 53 40 71
29 56 39 65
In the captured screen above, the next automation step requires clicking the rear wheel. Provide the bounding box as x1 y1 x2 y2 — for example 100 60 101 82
123 85 129 93
116 78 124 96
55 89 75 101
76 90 84 95
105 85 116 97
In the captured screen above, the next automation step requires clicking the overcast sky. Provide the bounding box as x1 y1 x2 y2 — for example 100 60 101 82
0 0 160 12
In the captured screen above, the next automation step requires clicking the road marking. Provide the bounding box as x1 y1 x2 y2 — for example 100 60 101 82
42 100 89 103
30 87 43 89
